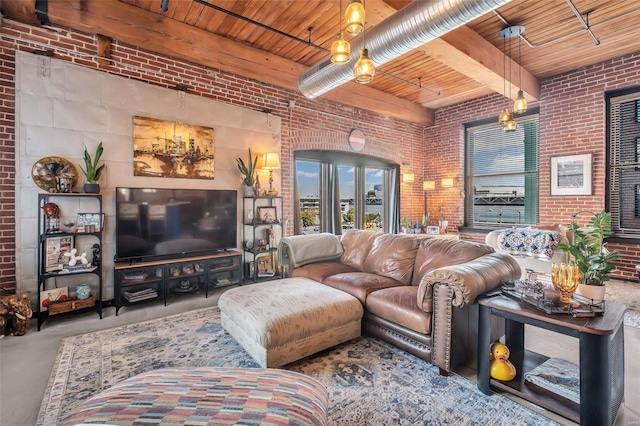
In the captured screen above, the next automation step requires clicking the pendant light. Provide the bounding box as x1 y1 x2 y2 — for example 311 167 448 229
513 26 527 114
331 0 350 64
344 0 365 35
498 26 519 132
498 31 512 127
353 0 374 84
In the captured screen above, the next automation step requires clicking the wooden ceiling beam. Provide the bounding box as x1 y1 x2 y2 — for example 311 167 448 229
5 0 434 125
0 0 41 26
382 0 540 101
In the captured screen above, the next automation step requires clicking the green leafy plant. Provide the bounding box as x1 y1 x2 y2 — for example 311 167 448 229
558 211 621 286
236 148 258 186
422 213 430 227
80 142 105 184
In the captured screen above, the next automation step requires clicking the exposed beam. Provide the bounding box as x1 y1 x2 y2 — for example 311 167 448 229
6 0 433 125
0 0 41 25
382 0 539 101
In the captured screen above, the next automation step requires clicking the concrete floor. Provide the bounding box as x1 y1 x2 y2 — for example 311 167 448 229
1 288 638 426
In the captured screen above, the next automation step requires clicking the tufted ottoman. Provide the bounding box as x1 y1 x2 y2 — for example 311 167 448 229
219 277 363 368
60 367 329 426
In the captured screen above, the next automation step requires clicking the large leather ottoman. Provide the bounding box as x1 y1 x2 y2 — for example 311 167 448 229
219 277 363 368
60 367 329 426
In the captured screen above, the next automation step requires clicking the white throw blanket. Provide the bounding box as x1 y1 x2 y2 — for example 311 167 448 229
278 233 343 268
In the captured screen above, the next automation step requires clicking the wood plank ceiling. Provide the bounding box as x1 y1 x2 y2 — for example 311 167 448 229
3 0 640 125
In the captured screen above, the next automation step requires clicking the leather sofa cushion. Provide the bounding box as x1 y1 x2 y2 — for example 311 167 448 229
363 234 420 285
411 238 494 286
340 229 382 271
366 286 431 334
323 272 405 304
291 262 358 283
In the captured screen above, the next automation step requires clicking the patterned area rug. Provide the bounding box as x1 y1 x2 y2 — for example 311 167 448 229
38 308 559 426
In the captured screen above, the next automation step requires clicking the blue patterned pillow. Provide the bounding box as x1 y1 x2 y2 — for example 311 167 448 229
498 227 563 259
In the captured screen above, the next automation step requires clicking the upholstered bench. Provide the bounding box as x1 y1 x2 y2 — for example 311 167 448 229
219 277 363 368
60 367 329 426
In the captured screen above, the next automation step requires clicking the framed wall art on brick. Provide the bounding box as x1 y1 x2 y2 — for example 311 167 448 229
550 153 592 196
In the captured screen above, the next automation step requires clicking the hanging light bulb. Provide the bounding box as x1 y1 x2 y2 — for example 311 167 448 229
331 33 351 64
498 108 511 126
353 48 375 83
331 0 350 64
513 28 527 113
504 118 518 132
344 0 365 35
513 89 528 114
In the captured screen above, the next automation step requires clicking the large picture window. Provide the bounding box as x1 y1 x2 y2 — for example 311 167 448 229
607 88 640 235
294 151 398 235
464 113 539 227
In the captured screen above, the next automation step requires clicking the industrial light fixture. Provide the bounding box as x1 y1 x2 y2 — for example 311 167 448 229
331 0 350 64
262 152 281 195
498 26 522 133
403 173 415 183
344 0 365 35
513 26 528 114
441 178 454 188
353 0 375 84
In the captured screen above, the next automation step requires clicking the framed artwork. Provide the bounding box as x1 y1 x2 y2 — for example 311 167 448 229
76 213 103 232
550 153 592 196
257 255 275 277
426 226 440 234
40 286 68 311
132 116 215 179
45 236 73 272
257 207 277 223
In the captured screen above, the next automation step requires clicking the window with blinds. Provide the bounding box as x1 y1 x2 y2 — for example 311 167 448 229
607 90 640 234
464 114 539 227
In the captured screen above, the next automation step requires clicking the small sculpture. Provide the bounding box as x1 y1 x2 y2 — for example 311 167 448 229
91 244 101 267
64 248 89 266
0 294 33 336
490 342 517 381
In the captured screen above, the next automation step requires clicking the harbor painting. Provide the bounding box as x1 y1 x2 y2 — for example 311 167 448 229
550 153 592 196
132 116 215 179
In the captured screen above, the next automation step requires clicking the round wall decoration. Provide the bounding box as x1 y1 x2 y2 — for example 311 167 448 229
348 129 365 152
31 156 78 193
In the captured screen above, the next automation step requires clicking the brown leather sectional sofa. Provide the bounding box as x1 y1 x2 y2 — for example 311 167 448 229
278 229 520 375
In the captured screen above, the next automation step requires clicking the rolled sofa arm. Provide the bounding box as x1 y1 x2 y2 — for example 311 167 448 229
416 252 520 374
417 252 521 313
278 233 343 272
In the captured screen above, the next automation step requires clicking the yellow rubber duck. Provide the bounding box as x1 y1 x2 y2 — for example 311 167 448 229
490 342 516 381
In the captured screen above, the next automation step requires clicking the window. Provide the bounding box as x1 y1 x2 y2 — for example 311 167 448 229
294 151 398 235
464 112 539 227
607 88 640 235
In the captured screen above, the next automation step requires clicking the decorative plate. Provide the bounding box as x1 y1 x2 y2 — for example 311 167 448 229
31 156 78 192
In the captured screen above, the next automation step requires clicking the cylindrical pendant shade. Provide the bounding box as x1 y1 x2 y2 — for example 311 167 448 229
344 0 365 35
331 33 351 64
354 48 375 84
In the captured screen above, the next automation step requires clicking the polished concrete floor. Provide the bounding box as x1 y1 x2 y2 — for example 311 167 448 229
1 287 638 426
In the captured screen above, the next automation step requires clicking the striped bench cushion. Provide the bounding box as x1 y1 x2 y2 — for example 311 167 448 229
60 367 328 425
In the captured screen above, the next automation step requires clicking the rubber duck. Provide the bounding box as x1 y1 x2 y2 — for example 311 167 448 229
490 342 516 381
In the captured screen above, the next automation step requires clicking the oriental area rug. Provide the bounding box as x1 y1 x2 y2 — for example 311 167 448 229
39 308 562 426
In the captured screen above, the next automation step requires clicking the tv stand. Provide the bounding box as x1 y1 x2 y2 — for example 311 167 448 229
113 251 241 315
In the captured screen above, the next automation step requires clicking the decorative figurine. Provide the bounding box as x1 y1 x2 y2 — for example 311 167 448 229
490 342 517 381
91 244 101 267
63 248 88 266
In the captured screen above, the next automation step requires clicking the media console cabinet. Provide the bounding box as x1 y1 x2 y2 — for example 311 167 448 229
114 251 241 314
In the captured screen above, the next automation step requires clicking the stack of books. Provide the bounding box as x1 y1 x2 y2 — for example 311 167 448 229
122 272 148 283
123 288 157 303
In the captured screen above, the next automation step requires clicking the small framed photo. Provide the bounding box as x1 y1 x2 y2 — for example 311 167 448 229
40 286 68 311
426 226 440 234
550 153 592 196
257 255 275 277
45 236 73 272
257 207 277 223
245 261 256 279
76 213 104 232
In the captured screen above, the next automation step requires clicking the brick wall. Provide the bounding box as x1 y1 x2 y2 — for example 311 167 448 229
424 52 640 281
0 20 424 294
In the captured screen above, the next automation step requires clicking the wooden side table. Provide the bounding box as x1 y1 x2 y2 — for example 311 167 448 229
477 294 625 425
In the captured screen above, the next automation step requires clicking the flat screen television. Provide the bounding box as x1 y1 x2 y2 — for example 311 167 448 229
115 187 237 262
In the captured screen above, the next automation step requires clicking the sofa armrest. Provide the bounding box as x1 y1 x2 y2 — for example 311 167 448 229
278 233 343 273
417 253 521 313
416 253 520 374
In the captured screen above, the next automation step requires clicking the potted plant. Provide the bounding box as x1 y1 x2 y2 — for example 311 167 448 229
557 211 621 301
421 213 430 233
80 142 105 194
236 148 258 197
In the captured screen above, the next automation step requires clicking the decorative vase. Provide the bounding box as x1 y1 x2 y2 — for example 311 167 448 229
243 185 254 197
84 183 100 194
75 283 91 299
551 263 580 308
575 283 606 303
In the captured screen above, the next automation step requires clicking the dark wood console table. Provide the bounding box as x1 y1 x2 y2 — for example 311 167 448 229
478 294 625 425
